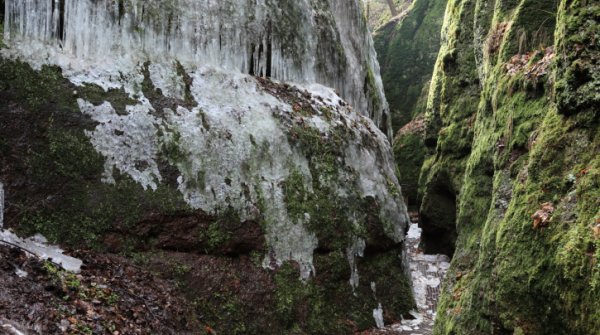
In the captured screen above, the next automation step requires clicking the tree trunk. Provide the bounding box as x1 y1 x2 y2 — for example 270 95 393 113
385 0 399 17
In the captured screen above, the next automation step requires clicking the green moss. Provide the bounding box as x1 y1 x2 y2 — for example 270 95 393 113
365 66 382 114
198 209 238 253
274 263 348 334
0 23 5 49
424 0 600 333
374 0 448 129
393 130 426 208
192 290 251 335
282 166 358 251
273 251 414 334
0 57 190 248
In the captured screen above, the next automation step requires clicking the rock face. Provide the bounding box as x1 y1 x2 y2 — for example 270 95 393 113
3 0 391 137
0 0 413 333
374 0 447 130
373 0 447 209
418 0 600 333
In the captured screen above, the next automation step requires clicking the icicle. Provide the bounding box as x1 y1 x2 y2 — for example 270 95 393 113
373 303 385 328
3 0 390 132
347 236 366 291
0 230 83 273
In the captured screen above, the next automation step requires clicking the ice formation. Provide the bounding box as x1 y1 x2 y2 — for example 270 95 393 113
0 320 27 335
78 100 162 191
75 75 406 279
2 0 408 280
373 303 385 328
0 230 83 273
347 236 366 290
383 223 451 332
3 0 391 136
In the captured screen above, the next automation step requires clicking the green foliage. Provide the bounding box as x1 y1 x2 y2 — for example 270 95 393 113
273 252 414 335
27 123 104 183
198 214 234 253
191 290 250 335
0 24 5 49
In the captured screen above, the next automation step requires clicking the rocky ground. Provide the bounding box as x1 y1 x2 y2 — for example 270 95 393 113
0 213 446 335
0 243 201 334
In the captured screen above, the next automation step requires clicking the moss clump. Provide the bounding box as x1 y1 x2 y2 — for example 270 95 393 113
393 127 426 209
0 24 5 49
364 66 383 117
277 99 413 331
554 3 600 116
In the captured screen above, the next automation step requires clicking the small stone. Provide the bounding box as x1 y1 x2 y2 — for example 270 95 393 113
59 319 70 331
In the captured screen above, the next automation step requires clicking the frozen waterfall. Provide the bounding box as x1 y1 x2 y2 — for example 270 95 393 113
3 0 391 136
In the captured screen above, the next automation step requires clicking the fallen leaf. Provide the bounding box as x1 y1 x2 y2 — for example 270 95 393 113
577 168 590 177
532 202 554 229
593 224 600 240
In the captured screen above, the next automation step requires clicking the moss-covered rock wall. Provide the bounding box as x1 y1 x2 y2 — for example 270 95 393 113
373 0 448 211
417 0 600 333
374 0 448 130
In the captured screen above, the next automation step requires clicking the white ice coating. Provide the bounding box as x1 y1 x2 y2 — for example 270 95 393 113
78 100 162 191
345 144 409 243
3 0 391 136
373 303 385 328
75 70 323 278
347 236 366 290
0 230 83 273
2 0 407 280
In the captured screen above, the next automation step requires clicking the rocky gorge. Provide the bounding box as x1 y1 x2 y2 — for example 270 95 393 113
0 0 599 334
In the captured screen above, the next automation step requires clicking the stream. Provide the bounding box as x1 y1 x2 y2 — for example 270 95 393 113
376 219 451 334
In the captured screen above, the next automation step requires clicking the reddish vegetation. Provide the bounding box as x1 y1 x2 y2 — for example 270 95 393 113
531 202 555 229
506 47 555 78
487 22 510 55
396 116 426 137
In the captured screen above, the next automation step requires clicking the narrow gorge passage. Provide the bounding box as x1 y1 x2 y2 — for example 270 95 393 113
368 214 450 335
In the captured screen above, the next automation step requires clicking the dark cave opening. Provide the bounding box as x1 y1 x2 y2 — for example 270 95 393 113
419 180 457 257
